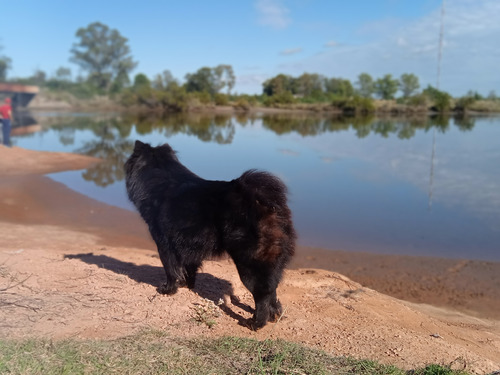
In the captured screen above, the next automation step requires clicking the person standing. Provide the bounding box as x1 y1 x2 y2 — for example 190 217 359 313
0 97 12 146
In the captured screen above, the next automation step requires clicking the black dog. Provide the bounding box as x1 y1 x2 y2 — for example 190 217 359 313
124 141 296 329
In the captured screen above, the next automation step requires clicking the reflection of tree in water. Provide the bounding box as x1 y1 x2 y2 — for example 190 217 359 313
44 112 477 187
76 122 134 187
454 115 476 131
67 113 235 186
58 127 76 146
261 113 475 139
130 113 235 144
79 139 133 187
46 116 135 187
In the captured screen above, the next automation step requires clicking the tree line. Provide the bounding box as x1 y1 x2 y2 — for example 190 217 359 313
0 22 498 114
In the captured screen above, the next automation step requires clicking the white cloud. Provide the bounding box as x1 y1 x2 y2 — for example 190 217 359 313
324 40 339 48
255 0 291 29
276 0 500 96
280 47 302 56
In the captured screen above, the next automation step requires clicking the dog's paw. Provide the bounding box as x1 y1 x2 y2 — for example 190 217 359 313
157 283 178 295
269 300 283 322
245 317 266 331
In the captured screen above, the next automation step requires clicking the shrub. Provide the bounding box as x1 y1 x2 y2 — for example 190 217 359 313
193 91 212 104
454 96 476 112
214 93 229 106
407 93 429 107
262 91 296 106
423 86 452 112
233 98 251 111
332 96 375 114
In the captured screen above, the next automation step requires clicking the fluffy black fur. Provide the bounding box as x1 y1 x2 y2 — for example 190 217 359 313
124 141 296 330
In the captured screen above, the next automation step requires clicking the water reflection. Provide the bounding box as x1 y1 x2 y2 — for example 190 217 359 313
36 113 478 188
11 111 500 261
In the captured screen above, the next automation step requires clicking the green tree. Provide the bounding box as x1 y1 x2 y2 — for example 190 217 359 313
0 44 11 81
152 70 178 90
213 64 235 94
184 65 235 96
399 73 420 97
55 67 72 81
0 59 10 81
423 85 452 112
262 74 294 96
374 74 399 100
325 78 354 97
293 73 324 97
133 73 151 89
466 90 483 100
356 73 374 98
30 69 47 85
70 22 137 91
185 67 215 94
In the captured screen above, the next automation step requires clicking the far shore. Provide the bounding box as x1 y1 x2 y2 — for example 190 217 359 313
23 92 500 116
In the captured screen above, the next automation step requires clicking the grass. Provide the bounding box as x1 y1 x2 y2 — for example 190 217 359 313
0 329 482 375
468 99 500 112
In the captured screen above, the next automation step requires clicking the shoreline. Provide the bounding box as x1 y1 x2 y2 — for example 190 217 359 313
1 145 499 321
291 247 500 320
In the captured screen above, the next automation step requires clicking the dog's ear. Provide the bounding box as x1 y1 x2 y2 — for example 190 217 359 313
134 140 149 151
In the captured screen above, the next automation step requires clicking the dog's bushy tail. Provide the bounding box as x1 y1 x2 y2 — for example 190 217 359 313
237 169 289 210
236 170 296 262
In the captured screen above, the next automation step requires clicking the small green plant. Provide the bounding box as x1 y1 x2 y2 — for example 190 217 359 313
191 298 223 328
410 363 469 375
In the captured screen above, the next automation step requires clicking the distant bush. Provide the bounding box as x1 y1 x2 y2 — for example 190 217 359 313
120 84 191 112
454 96 476 112
233 98 251 111
262 91 296 106
214 93 229 106
332 96 375 114
423 86 452 112
468 99 500 112
193 91 212 105
407 93 429 107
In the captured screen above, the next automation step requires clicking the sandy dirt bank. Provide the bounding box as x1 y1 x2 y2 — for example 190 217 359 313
0 145 499 373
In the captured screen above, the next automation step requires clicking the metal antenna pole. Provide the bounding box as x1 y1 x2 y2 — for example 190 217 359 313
429 0 445 211
436 0 446 90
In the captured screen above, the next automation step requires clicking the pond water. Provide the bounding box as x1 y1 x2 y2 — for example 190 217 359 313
10 111 500 261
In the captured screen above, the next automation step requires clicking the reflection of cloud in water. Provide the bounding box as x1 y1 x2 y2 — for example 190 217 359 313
385 136 500 230
278 148 300 156
296 119 500 230
320 156 336 163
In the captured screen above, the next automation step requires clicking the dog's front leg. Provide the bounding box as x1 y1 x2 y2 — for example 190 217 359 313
156 246 181 295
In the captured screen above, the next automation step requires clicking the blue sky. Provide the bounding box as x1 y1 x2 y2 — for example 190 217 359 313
1 0 499 96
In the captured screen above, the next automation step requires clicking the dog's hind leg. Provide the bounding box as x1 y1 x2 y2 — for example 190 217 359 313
234 261 282 330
